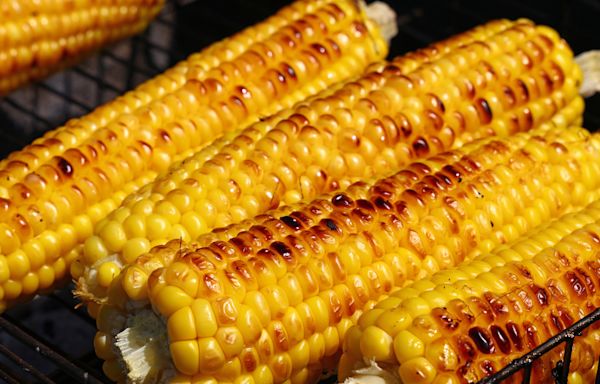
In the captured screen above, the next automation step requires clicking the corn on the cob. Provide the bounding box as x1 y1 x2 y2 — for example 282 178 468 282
0 0 391 310
339 199 600 384
75 18 585 308
93 126 600 383
0 0 165 95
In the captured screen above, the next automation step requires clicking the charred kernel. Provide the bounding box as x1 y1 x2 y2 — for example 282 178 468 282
502 86 516 107
529 285 548 306
456 336 477 359
412 137 430 156
475 98 492 124
468 327 495 354
332 194 354 208
356 200 375 211
575 268 595 294
373 197 393 210
565 271 587 297
515 79 530 102
523 322 539 349
550 313 563 332
280 216 303 231
322 218 338 232
480 360 496 376
281 64 296 80
270 242 292 261
431 307 460 330
56 157 73 177
490 325 511 354
230 238 252 256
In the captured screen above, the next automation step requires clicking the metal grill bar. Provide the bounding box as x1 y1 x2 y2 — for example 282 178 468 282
0 315 105 384
0 343 54 384
0 362 22 384
478 308 600 384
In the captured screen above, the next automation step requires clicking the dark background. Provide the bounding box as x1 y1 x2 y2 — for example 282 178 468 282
0 0 598 383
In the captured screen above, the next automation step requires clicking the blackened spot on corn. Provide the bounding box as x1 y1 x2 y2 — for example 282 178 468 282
463 78 475 99
253 225 274 242
271 241 292 261
427 110 443 130
373 197 393 210
56 157 73 177
280 216 303 231
566 271 587 297
427 93 445 113
529 285 549 306
412 137 429 156
322 218 338 232
282 64 296 80
502 86 516 107
550 313 563 332
490 326 511 354
291 211 312 226
469 327 495 354
524 322 538 349
481 360 496 376
230 237 252 255
356 199 374 211
475 98 493 124
557 306 574 327
442 164 462 180
332 194 353 208
383 64 402 76
575 267 596 294
439 173 453 186
397 113 412 137
505 322 523 351
312 43 328 56
352 208 373 223
516 79 529 103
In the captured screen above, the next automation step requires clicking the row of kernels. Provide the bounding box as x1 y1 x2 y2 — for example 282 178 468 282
0 0 329 170
0 5 152 51
85 34 384 280
341 204 600 382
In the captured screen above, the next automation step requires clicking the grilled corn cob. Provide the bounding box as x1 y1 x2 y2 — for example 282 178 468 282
0 0 164 95
76 18 585 307
93 126 600 383
339 199 600 384
0 0 391 310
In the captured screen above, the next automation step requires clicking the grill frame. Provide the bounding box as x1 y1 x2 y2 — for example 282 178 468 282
0 0 599 383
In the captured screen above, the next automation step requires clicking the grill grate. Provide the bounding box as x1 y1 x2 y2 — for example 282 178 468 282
0 0 599 383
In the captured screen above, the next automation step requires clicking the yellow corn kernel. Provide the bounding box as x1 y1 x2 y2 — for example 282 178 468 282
97 262 120 288
191 299 218 338
171 340 200 375
393 330 425 364
168 306 197 341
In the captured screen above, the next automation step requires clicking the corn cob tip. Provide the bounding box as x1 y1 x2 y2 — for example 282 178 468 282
341 361 399 384
575 50 600 97
114 309 174 383
365 2 398 43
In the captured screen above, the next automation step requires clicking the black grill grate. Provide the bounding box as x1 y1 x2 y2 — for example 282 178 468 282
0 0 599 383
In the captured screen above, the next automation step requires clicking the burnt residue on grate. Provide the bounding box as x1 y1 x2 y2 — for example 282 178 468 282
0 0 599 383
